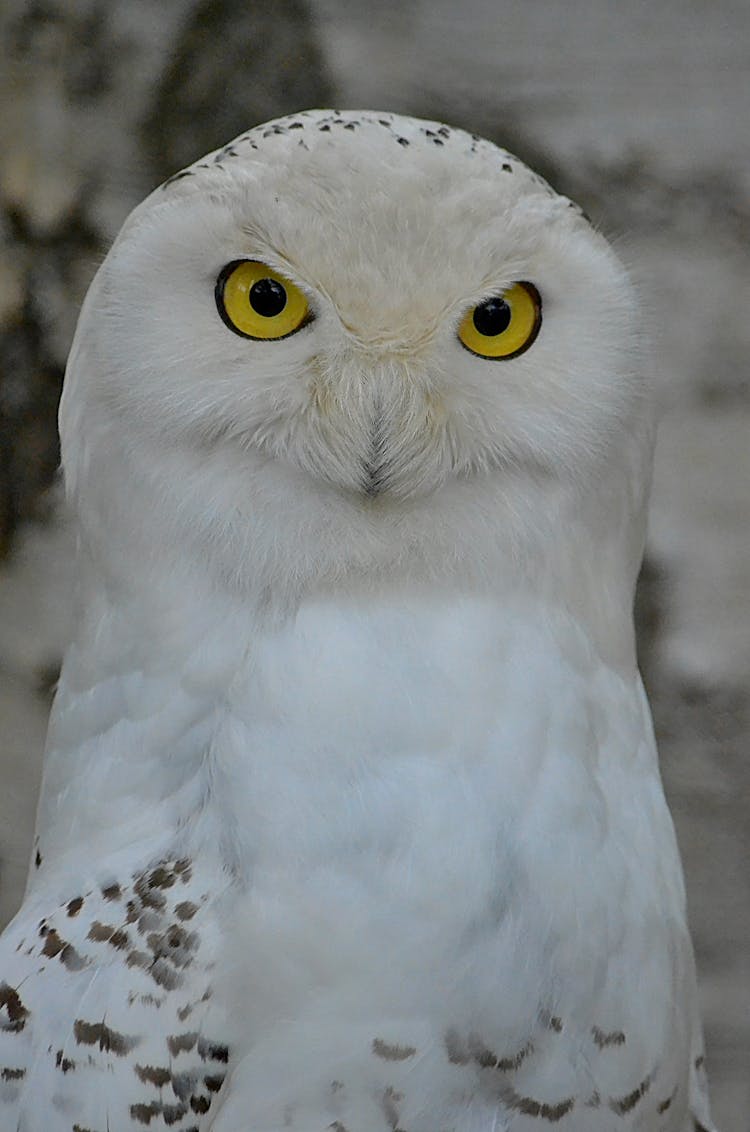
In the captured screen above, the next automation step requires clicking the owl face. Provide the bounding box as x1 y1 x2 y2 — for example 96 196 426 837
61 112 651 618
74 112 641 501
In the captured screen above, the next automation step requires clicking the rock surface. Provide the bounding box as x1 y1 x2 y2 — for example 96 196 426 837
0 1 747 1125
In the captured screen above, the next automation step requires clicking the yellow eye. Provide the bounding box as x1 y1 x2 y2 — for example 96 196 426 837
458 282 541 359
215 260 312 340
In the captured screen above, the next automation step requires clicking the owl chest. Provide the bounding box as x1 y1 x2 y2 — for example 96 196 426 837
216 596 683 978
207 599 691 1128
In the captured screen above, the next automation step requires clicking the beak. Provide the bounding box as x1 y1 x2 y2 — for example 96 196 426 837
361 403 388 496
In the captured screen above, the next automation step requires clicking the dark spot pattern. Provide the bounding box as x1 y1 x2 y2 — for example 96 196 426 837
156 109 572 224
499 1084 575 1122
0 1067 25 1080
168 1031 198 1057
197 1037 229 1063
609 1074 652 1116
372 1038 416 1061
592 1025 626 1048
135 1063 171 1088
74 1018 139 1056
0 983 29 1032
55 1049 75 1073
657 1088 677 1114
444 1028 532 1072
0 856 226 1125
381 1084 404 1130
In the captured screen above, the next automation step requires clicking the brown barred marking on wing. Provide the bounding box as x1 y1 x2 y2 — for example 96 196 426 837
0 983 30 1032
0 1067 25 1080
1 855 228 1129
592 1025 626 1048
444 1028 533 1073
498 1084 575 1122
657 1087 677 1114
39 925 89 971
73 1018 140 1056
372 1038 417 1061
608 1073 652 1116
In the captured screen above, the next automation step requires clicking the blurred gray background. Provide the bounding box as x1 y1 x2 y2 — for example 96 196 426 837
0 1 747 1126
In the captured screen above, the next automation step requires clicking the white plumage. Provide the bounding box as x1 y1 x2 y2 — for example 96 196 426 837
0 110 714 1131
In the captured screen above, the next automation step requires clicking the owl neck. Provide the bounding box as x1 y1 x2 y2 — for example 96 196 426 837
29 497 642 899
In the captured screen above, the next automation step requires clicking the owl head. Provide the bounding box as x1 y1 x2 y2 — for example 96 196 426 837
60 111 651 653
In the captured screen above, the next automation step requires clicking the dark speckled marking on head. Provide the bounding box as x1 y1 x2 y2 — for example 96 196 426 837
160 168 194 189
155 109 566 217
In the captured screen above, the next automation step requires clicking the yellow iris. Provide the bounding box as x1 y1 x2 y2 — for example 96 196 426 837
458 282 541 359
215 260 311 340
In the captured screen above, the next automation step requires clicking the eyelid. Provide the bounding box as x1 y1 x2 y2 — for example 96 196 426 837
457 282 541 360
215 260 313 341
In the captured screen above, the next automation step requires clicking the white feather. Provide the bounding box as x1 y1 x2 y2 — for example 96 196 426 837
0 110 713 1131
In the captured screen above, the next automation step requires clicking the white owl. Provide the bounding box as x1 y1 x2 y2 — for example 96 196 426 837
0 111 715 1132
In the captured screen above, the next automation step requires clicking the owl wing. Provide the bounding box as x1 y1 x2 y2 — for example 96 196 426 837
0 854 230 1132
689 1031 717 1132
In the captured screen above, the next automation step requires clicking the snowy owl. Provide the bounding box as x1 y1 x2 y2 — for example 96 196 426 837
0 110 715 1132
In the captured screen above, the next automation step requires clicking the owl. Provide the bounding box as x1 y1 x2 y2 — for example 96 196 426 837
0 111 715 1132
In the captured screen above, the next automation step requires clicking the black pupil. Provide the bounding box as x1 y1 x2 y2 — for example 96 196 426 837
473 297 511 337
249 277 287 318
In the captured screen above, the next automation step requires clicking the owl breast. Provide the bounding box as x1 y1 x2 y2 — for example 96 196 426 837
207 591 693 1131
